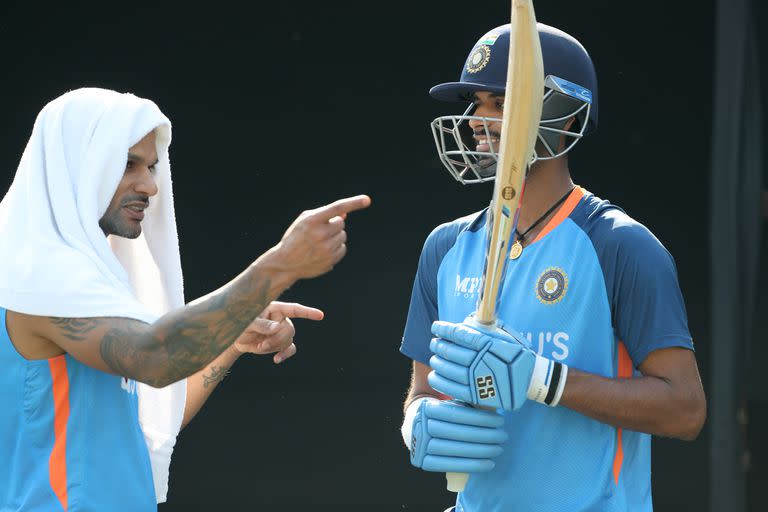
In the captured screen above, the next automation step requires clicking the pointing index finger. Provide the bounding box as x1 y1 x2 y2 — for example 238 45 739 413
313 195 371 221
270 301 325 321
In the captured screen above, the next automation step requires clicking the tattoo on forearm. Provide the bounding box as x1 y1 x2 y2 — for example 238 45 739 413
95 272 272 387
202 365 230 388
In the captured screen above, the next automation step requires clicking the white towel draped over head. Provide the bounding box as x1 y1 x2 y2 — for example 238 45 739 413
0 87 186 503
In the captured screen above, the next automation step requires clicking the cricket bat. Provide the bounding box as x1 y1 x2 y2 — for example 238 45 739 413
445 0 544 493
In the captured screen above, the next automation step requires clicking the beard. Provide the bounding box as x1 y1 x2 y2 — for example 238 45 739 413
98 209 142 239
475 156 497 178
98 194 148 238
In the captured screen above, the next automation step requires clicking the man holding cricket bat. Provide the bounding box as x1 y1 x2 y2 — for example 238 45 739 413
400 22 705 511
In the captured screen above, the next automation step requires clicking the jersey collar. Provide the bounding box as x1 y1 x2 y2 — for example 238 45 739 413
529 185 586 244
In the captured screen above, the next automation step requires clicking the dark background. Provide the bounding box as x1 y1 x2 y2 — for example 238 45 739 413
0 1 765 510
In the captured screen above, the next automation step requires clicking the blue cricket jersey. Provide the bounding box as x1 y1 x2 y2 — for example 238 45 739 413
400 187 694 511
0 308 157 511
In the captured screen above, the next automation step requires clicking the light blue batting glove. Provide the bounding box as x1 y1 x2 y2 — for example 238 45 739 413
428 319 569 411
405 398 507 473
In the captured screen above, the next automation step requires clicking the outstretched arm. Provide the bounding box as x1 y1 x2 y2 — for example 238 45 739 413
10 195 370 388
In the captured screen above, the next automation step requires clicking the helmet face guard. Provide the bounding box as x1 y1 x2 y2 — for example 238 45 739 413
431 75 593 185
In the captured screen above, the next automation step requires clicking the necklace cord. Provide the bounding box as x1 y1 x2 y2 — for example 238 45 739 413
514 187 575 243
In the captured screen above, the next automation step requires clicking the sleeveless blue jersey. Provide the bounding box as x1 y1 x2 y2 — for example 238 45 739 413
0 309 157 511
401 187 693 511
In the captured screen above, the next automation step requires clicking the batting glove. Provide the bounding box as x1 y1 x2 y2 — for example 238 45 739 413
428 320 569 411
402 397 507 473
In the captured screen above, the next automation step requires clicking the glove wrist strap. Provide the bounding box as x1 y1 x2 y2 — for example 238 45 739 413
549 363 568 407
401 397 430 448
527 355 569 407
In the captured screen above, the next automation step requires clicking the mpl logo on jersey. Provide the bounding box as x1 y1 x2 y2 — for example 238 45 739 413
455 274 484 299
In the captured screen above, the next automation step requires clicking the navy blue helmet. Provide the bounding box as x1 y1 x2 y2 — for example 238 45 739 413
430 24 598 184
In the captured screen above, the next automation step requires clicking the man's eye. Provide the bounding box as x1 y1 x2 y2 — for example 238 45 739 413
149 165 157 174
126 160 134 169
496 102 504 111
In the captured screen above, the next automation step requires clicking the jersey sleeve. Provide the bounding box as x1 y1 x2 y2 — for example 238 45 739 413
588 209 694 367
400 222 462 365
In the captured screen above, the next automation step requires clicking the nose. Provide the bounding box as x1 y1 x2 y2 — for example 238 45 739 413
135 167 159 197
468 116 483 132
468 103 495 132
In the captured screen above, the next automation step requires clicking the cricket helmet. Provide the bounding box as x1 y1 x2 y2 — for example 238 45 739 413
430 23 598 184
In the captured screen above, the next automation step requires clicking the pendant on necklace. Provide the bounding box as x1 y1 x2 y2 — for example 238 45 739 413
509 241 523 260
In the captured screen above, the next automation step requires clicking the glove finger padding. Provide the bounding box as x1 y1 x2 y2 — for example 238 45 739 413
425 398 504 428
428 419 508 444
429 337 478 366
432 321 493 351
429 354 470 384
428 371 473 403
421 455 496 473
427 438 504 458
408 399 507 474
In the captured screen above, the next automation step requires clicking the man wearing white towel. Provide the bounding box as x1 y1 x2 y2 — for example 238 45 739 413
0 88 370 511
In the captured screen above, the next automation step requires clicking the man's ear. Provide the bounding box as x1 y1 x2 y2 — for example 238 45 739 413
557 117 577 153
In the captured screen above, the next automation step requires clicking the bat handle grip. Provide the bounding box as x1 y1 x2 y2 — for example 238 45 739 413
446 471 469 492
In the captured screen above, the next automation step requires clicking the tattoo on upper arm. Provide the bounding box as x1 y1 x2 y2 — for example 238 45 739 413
49 271 272 387
48 316 159 382
48 317 104 342
99 319 156 381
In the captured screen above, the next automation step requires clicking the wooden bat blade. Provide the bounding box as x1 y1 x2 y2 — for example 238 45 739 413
475 0 544 325
445 0 544 494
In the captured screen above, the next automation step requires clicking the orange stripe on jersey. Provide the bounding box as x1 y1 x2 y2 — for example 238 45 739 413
613 342 633 485
531 186 585 243
613 429 624 485
48 355 70 511
617 341 633 379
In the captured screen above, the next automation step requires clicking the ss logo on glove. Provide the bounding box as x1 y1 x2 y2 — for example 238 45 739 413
476 375 496 400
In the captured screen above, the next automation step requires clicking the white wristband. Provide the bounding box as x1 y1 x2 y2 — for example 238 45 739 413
401 397 430 448
527 355 554 403
526 354 568 407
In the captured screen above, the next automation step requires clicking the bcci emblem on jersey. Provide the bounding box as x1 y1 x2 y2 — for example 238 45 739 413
536 267 569 304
